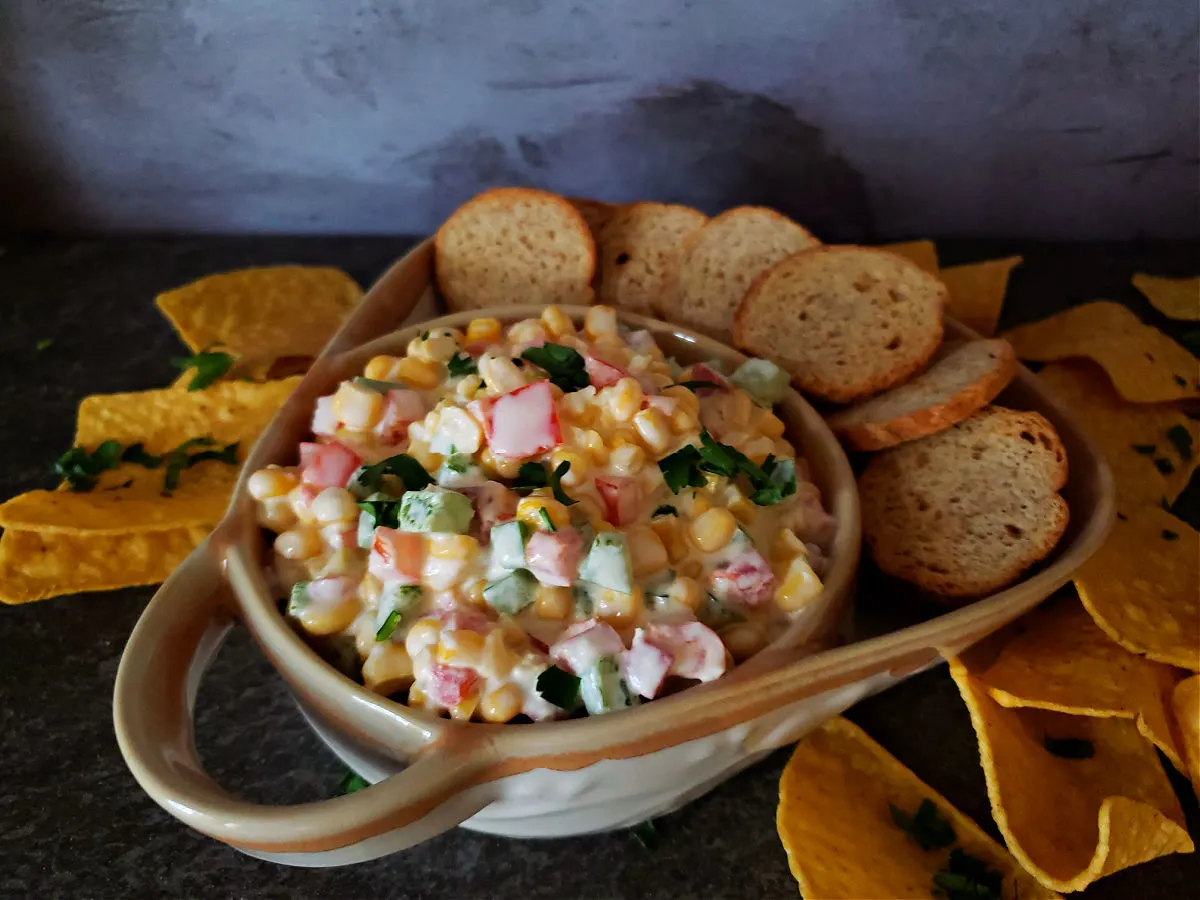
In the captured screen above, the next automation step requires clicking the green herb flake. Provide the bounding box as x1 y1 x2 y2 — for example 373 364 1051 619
513 461 549 494
337 770 370 795
121 443 163 469
1153 457 1175 475
520 343 590 393
538 506 557 532
1162 529 1180 541
657 445 709 494
631 819 660 851
1043 735 1095 759
375 609 402 641
932 848 1003 900
355 453 434 495
1131 443 1157 455
53 441 124 492
447 351 477 377
549 460 577 506
889 799 956 851
358 497 402 531
35 338 53 352
170 348 237 392
1165 424 1194 462
535 664 581 709
652 505 677 517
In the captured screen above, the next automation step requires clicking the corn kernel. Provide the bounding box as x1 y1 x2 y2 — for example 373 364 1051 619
608 442 645 476
650 518 689 563
670 407 700 435
332 381 385 430
771 527 807 564
500 622 530 651
581 429 608 464
667 575 703 611
404 617 442 657
311 486 359 524
690 507 738 553
422 333 459 363
479 447 521 479
355 613 379 657
408 685 428 708
466 317 502 344
517 495 570 531
428 533 479 561
686 492 712 517
535 585 573 619
649 371 675 389
462 578 486 607
776 557 824 612
596 586 642 625
662 384 700 415
478 354 527 394
627 525 669 576
394 355 443 390
406 438 444 473
727 486 757 524
256 496 298 531
362 643 414 695
247 466 298 500
633 407 671 455
679 558 703 578
359 574 383 608
437 628 486 667
541 305 575 338
449 694 480 721
364 354 401 381
585 305 618 338
721 623 766 661
480 684 523 723
296 589 360 636
549 449 589 487
758 409 786 439
456 373 483 401
743 436 775 465
603 377 643 422
726 390 754 428
508 318 547 345
480 629 518 679
275 528 321 560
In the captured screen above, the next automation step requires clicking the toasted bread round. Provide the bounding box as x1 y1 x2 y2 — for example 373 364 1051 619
859 406 1069 598
827 339 1017 450
596 202 707 316
435 188 595 311
568 196 618 240
660 207 819 341
734 246 946 403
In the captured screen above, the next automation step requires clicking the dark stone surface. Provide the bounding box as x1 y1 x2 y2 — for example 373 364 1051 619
0 237 1197 899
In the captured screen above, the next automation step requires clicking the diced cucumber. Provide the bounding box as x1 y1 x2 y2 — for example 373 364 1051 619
398 487 474 533
357 510 376 549
375 583 423 641
483 568 537 615
352 376 406 393
579 657 640 715
572 581 597 617
578 532 633 594
730 358 790 406
436 454 485 487
699 592 745 629
287 581 311 616
491 520 529 570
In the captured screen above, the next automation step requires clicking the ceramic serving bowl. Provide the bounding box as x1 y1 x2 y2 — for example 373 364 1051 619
113 241 1115 867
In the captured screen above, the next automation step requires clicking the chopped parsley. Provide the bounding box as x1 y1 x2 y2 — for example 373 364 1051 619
121 443 163 468
358 497 403 531
447 351 477 377
512 460 577 506
520 343 590 392
536 664 581 710
657 432 797 504
162 437 239 493
55 436 236 493
444 453 472 474
354 453 434 495
750 456 798 506
1166 423 1194 461
538 507 557 532
657 445 709 493
652 505 677 517
171 347 237 391
932 848 1003 900
890 799 956 851
53 441 123 491
1043 735 1095 759
337 770 370 794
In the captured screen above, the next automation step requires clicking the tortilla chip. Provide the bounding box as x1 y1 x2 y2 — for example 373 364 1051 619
1074 505 1199 671
1133 274 1200 321
1036 360 1198 506
949 660 1193 892
777 716 1058 900
75 377 301 453
1003 301 1200 402
941 256 1022 337
0 464 233 533
0 525 209 604
1172 676 1200 787
883 240 939 275
963 592 1186 771
155 266 361 374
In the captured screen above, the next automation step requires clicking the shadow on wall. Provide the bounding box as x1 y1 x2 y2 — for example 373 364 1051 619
406 81 875 241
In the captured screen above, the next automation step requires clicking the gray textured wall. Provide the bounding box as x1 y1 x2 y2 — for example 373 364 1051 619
1 0 1197 239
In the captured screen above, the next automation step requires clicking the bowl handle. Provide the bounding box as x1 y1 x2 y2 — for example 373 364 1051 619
113 542 495 865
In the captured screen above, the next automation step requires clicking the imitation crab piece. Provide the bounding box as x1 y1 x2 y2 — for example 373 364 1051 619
647 621 728 682
620 628 674 699
461 481 518 545
300 440 362 489
688 362 729 393
584 354 629 389
311 396 339 437
709 548 776 607
426 663 480 707
550 619 626 675
481 381 562 460
368 527 424 584
594 475 642 527
525 529 585 587
374 389 426 445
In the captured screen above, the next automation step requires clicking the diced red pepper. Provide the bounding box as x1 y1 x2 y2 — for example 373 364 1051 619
301 440 362 489
298 441 321 469
709 549 776 607
426 664 480 707
594 475 642 527
368 527 424 584
525 529 584 587
485 381 562 460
